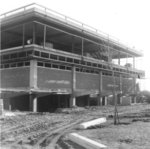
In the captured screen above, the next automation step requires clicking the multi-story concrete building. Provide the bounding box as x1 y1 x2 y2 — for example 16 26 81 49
0 3 145 112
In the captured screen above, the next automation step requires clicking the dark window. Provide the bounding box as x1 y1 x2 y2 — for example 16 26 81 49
10 63 16 67
34 51 40 56
4 64 9 68
93 63 97 67
86 69 90 73
67 58 73 63
3 55 10 60
81 61 86 65
50 54 57 60
90 69 94 73
45 63 51 68
94 70 99 74
25 61 30 66
41 52 49 58
76 67 80 71
98 64 102 68
74 59 80 64
66 66 71 70
17 62 24 67
59 65 66 70
18 52 26 57
38 62 43 66
27 50 33 56
0 65 3 68
10 53 18 59
103 65 107 69
59 56 66 61
87 62 91 66
52 64 58 69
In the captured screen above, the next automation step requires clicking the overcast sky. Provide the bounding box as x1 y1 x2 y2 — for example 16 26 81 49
1 0 150 90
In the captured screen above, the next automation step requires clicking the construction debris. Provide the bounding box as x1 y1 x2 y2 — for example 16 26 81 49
68 133 107 149
78 117 106 129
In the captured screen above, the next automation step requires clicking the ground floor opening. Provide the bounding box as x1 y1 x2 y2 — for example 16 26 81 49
3 93 113 112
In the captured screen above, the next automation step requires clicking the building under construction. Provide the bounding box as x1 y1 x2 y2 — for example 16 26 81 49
0 3 145 112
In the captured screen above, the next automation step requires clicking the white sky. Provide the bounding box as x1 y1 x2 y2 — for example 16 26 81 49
0 0 150 90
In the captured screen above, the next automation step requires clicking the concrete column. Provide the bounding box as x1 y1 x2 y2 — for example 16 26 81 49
98 71 103 106
70 66 76 107
119 74 122 105
119 74 122 93
105 97 107 106
120 96 122 104
98 97 103 106
100 97 103 106
30 60 37 89
29 94 37 112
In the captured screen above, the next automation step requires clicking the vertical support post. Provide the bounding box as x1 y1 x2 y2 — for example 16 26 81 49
107 36 111 62
112 71 118 125
29 94 37 112
119 74 122 104
81 38 84 57
29 60 38 112
70 66 76 107
133 77 136 103
22 24 25 48
30 60 37 89
43 25 46 48
98 71 103 106
8 99 12 111
33 22 35 44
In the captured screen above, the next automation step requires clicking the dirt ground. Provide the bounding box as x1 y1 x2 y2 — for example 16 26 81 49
0 104 150 149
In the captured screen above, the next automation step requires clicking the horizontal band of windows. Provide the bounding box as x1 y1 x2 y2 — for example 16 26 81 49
37 61 140 77
0 61 30 69
37 61 72 71
1 51 33 60
1 51 138 75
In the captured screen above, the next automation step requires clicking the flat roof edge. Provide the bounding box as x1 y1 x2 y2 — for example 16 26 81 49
0 3 143 57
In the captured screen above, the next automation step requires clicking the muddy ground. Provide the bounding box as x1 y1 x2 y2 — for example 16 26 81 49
0 104 150 149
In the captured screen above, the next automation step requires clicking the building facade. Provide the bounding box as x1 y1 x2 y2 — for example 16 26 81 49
0 4 145 112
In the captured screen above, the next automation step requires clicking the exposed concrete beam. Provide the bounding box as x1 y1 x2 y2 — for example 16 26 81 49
68 133 107 149
78 117 106 129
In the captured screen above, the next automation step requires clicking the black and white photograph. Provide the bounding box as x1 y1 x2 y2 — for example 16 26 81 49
0 0 150 148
